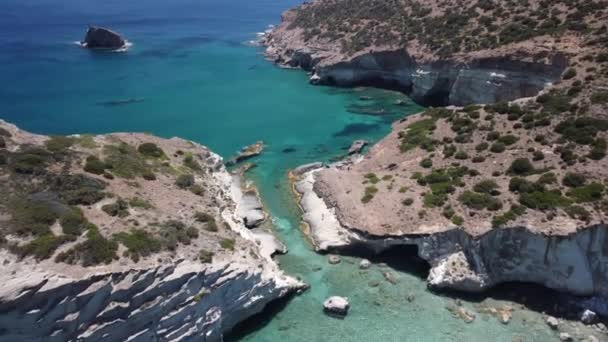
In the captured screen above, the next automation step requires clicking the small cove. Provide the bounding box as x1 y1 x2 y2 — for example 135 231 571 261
0 0 598 340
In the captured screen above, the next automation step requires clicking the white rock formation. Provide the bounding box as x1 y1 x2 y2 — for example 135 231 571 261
0 139 305 341
293 168 608 299
323 296 350 315
359 259 371 269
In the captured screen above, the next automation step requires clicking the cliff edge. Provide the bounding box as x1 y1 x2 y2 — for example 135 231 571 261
0 120 304 341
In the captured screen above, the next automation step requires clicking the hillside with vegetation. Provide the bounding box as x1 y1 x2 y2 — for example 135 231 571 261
282 0 608 59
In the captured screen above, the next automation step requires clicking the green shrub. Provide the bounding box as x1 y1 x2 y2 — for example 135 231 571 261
190 184 205 196
364 173 380 184
498 135 519 146
451 215 464 226
137 143 165 158
9 199 59 236
475 142 489 152
443 144 457 158
442 206 455 219
420 158 433 168
0 136 5 149
564 205 591 221
102 199 129 217
0 154 6 165
508 158 534 175
399 117 439 152
84 155 106 175
184 155 202 171
220 238 235 251
129 197 153 209
459 191 502 211
199 249 214 263
562 173 586 187
14 233 74 260
589 138 607 160
472 156 485 163
194 212 218 232
492 205 526 227
402 198 414 206
486 131 500 141
591 91 608 104
56 225 118 266
454 150 468 160
104 143 152 179
473 180 499 195
176 174 195 189
59 208 88 236
11 147 51 174
519 190 571 209
63 188 105 205
537 172 557 185
361 186 378 203
509 177 539 193
490 142 506 153
113 229 162 262
532 151 545 161
567 183 605 203
45 136 75 153
156 220 199 251
562 68 577 80
554 117 608 145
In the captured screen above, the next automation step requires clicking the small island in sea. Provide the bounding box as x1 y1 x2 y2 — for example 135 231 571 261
1 0 608 341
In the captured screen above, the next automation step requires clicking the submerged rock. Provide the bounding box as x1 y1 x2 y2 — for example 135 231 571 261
581 309 598 325
559 333 573 342
323 296 350 316
359 259 371 269
348 140 368 155
546 316 560 330
328 254 341 264
82 26 126 49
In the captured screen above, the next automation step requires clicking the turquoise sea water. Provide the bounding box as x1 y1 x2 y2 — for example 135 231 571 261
0 1 587 341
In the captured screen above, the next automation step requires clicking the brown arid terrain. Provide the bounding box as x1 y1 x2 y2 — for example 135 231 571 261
0 120 304 341
264 0 608 106
275 0 608 310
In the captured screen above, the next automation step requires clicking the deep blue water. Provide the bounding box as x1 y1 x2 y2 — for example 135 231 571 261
0 1 566 341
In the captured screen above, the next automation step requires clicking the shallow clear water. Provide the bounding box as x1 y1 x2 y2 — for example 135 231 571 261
0 1 585 341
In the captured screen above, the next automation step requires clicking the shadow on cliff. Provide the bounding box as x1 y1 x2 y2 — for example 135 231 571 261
224 293 297 341
331 243 431 279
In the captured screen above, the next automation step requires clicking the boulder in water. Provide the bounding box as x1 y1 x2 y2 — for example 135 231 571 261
581 309 598 325
348 140 368 155
82 26 126 49
323 296 350 316
359 259 371 269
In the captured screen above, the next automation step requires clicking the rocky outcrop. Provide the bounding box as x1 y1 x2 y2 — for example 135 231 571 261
0 121 304 341
294 168 608 305
264 46 567 107
323 296 349 316
0 261 301 341
82 26 126 50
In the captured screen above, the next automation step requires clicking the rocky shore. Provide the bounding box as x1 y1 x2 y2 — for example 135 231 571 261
261 1 578 106
293 165 608 313
0 120 304 341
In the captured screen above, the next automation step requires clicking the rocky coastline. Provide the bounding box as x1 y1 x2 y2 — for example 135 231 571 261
293 165 608 315
0 120 305 341
261 6 573 107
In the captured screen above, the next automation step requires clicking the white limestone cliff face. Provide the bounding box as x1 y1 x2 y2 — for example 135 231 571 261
0 260 301 342
0 132 305 342
267 48 566 106
293 168 608 302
